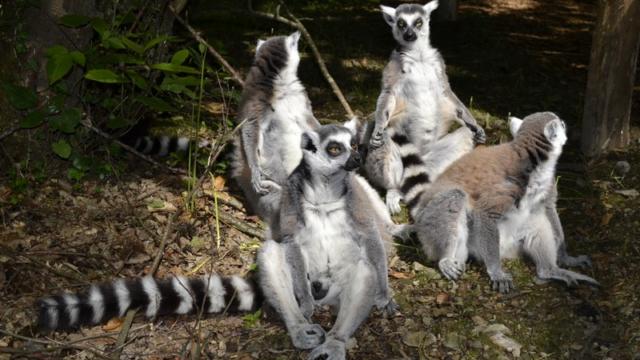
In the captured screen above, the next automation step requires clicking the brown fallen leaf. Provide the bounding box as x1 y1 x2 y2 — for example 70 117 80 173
102 317 124 332
436 292 449 305
390 270 413 279
601 212 613 226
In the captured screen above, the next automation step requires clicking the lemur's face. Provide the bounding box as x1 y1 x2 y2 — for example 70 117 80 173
381 2 439 46
301 125 361 175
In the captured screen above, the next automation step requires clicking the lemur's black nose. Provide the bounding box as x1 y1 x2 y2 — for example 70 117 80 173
403 31 417 42
344 151 362 171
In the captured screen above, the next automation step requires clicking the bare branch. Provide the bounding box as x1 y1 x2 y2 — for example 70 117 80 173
170 6 245 87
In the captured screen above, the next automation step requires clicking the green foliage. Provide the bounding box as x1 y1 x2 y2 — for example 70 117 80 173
242 309 262 328
1 82 37 110
51 140 72 159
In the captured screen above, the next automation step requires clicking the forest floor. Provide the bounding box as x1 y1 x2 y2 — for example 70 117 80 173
1 0 640 359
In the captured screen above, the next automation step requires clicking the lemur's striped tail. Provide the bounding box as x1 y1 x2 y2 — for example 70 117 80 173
391 132 431 215
37 274 262 331
124 135 211 157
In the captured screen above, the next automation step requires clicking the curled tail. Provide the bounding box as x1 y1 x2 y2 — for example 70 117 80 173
37 274 262 332
122 135 210 156
391 131 431 216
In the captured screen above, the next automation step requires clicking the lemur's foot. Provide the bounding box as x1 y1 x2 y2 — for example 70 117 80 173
308 337 346 360
385 189 402 215
292 324 326 350
489 271 514 293
472 126 486 144
439 258 465 280
559 254 592 269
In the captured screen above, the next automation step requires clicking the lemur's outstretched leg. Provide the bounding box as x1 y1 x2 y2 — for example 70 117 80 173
258 240 325 350
523 213 599 287
308 260 377 360
468 211 514 293
414 189 469 280
545 197 592 269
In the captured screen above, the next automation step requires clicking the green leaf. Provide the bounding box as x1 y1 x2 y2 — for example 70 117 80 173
143 35 171 52
126 71 148 89
1 83 37 110
47 52 73 84
150 63 199 74
21 110 45 128
85 69 127 83
58 14 90 28
67 167 85 181
46 45 68 57
90 18 109 38
198 43 206 54
49 107 81 134
103 36 126 49
69 51 85 66
135 96 176 113
72 156 91 171
171 49 190 65
121 37 144 55
52 140 72 159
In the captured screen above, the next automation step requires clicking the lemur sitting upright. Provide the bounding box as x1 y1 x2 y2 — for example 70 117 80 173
231 31 321 227
364 1 486 214
395 112 598 293
37 123 397 360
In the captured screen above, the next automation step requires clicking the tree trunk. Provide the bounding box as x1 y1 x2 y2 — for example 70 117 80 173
581 0 640 158
434 0 457 22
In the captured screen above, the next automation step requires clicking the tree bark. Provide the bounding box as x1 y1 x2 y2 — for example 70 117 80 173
581 0 640 157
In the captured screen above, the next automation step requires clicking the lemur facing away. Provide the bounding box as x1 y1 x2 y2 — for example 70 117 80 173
231 32 321 227
38 123 397 360
395 112 598 293
365 1 486 214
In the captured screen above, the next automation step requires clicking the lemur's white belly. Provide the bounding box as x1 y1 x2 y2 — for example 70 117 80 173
299 200 360 285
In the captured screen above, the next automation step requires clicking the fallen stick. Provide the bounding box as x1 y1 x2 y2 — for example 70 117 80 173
170 6 245 87
218 211 264 239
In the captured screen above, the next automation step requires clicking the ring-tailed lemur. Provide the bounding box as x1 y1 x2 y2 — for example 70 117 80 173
395 112 598 293
364 1 486 214
117 118 211 156
38 123 397 360
231 32 321 227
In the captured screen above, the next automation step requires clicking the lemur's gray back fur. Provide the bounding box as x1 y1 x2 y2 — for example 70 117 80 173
231 32 320 227
396 112 597 292
364 1 485 214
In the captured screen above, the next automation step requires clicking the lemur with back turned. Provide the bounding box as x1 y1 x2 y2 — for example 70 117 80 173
394 112 598 292
37 123 397 360
365 1 486 214
231 31 321 228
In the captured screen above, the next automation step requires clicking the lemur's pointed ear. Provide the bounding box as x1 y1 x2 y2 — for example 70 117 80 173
543 120 560 141
343 117 365 144
380 5 396 26
423 0 439 14
508 116 523 136
256 39 266 53
288 31 301 49
301 131 319 153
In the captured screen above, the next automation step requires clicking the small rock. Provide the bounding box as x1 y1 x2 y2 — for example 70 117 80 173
482 323 512 336
614 161 631 176
443 332 465 351
614 189 639 199
472 315 488 327
489 333 522 357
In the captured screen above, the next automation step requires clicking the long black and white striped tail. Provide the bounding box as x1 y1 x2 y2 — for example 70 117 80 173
391 131 431 215
37 274 262 332
127 136 211 157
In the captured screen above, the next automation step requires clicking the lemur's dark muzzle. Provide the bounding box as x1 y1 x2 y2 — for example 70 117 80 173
403 30 417 42
344 150 362 171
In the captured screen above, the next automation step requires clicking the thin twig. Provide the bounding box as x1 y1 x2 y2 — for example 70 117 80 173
169 6 245 87
80 117 186 175
0 125 20 142
110 308 138 360
248 0 355 118
0 329 111 360
218 211 264 239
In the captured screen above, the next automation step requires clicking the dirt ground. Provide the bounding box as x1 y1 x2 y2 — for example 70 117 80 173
1 0 640 359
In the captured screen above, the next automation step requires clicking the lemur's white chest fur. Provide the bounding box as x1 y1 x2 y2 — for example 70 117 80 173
259 84 313 175
498 159 558 259
298 183 362 295
394 47 444 148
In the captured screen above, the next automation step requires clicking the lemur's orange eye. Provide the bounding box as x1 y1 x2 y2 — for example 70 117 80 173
327 144 342 157
397 19 406 29
414 19 423 29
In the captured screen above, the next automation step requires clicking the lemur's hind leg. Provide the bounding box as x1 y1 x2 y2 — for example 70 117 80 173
421 127 475 181
468 211 514 293
523 213 599 287
257 240 326 350
545 202 592 269
364 130 403 214
414 189 469 280
308 260 377 360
